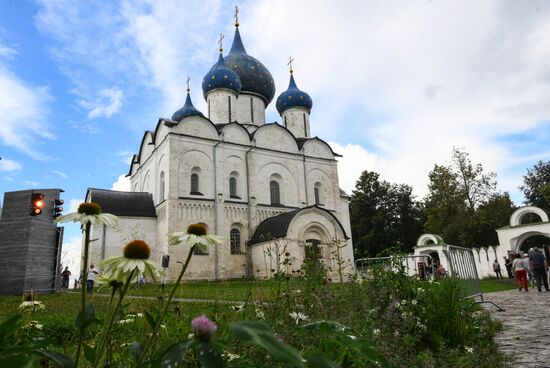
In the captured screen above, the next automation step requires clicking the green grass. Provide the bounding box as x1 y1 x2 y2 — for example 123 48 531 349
480 277 518 293
91 278 305 302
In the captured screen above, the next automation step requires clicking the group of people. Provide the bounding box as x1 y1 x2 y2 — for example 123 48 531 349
494 247 549 292
58 264 99 294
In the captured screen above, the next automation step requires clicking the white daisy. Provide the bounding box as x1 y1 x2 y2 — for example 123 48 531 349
288 311 309 324
55 202 118 227
19 300 45 311
168 223 223 253
100 240 164 282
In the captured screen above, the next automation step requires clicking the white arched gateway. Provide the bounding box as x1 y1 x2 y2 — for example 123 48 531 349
496 206 550 253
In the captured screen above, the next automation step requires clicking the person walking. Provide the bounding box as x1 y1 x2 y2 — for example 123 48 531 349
529 247 549 292
492 259 503 279
512 253 529 291
87 264 99 294
504 256 513 278
61 266 71 290
522 253 535 286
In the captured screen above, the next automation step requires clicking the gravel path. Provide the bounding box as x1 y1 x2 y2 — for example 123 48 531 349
483 289 550 368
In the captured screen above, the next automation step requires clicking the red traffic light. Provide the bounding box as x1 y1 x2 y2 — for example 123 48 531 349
30 193 45 216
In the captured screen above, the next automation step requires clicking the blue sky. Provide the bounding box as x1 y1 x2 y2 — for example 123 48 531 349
1 1 550 267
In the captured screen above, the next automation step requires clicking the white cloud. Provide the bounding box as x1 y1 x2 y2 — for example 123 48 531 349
78 87 123 119
69 198 84 213
117 149 134 165
0 158 22 172
0 64 54 159
23 180 40 187
51 169 68 179
328 142 378 195
60 235 82 283
245 0 550 199
0 44 17 60
112 174 131 191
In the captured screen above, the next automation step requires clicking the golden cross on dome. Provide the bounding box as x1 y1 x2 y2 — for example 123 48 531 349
186 76 190 92
218 33 224 52
287 57 294 74
234 6 240 27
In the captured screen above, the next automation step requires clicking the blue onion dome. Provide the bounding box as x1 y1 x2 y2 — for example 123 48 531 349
172 86 204 122
223 26 276 105
202 52 242 98
276 72 313 115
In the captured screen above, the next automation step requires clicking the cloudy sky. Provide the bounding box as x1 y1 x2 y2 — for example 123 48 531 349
1 0 549 263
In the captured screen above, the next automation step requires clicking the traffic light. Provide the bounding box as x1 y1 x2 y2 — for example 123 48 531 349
53 199 64 219
30 193 45 216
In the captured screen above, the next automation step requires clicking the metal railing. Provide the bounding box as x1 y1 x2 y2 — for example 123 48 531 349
445 245 504 311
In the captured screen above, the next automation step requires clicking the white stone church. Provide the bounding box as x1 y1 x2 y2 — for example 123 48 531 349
85 19 354 281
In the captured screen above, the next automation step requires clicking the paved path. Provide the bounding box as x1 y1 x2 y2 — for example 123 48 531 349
484 290 550 368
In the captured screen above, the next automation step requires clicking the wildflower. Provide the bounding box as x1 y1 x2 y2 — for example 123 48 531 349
393 331 399 336
100 240 163 282
160 324 166 329
191 315 218 343
27 320 43 330
289 311 309 325
411 299 418 305
417 322 427 331
347 335 357 340
19 300 45 311
464 346 474 353
368 308 376 314
373 328 380 336
222 352 240 361
255 308 265 320
136 313 144 318
168 223 223 253
117 319 134 324
230 304 244 312
55 202 118 227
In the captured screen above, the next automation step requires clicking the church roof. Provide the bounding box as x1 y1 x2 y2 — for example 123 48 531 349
86 188 157 218
202 52 242 98
172 91 204 122
222 27 275 105
248 205 348 245
276 73 312 115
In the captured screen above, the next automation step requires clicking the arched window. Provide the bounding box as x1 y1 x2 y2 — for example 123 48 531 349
230 177 237 198
159 171 165 201
270 180 280 205
314 182 322 205
314 187 320 205
190 173 199 193
230 228 241 254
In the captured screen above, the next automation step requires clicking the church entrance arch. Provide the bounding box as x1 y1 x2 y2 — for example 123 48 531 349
496 207 550 255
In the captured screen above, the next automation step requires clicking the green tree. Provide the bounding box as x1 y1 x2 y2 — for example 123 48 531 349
520 160 550 212
424 148 511 247
350 171 424 257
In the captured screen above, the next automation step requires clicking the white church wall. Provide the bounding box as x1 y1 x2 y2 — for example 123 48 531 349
233 94 265 125
221 124 250 145
303 140 334 160
88 216 159 277
176 144 215 198
282 108 309 138
207 90 237 124
172 116 219 140
254 125 299 154
139 132 154 164
256 160 301 207
307 167 335 209
222 152 248 200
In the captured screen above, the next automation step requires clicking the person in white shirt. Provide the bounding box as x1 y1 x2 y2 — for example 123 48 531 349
87 264 99 294
512 254 529 292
